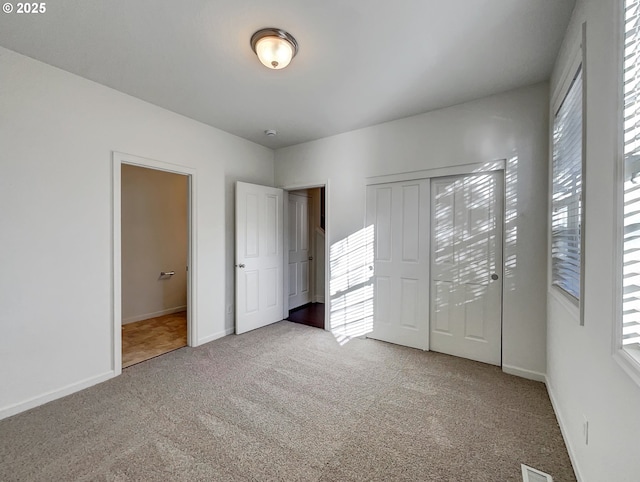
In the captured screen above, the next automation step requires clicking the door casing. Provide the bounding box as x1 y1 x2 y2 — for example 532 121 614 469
112 151 197 376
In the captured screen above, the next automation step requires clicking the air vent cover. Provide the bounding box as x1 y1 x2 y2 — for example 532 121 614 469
521 464 553 482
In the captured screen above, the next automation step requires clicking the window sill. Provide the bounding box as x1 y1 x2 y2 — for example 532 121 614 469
613 347 640 389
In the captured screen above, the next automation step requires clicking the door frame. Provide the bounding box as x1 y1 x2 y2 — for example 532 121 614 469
112 151 197 376
281 180 330 330
365 160 506 354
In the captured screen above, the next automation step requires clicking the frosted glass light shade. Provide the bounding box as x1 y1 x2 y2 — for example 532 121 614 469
251 28 299 70
255 36 293 69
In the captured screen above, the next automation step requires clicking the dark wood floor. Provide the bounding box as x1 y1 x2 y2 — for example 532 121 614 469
287 303 325 329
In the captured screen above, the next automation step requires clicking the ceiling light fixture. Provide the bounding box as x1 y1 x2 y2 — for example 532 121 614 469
250 28 298 70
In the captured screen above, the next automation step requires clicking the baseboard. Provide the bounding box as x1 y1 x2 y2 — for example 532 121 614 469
314 295 325 303
196 326 234 346
0 370 115 421
502 364 546 382
122 305 187 325
544 376 584 482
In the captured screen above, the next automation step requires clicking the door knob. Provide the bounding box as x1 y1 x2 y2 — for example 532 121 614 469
491 273 499 280
236 263 245 268
308 256 313 261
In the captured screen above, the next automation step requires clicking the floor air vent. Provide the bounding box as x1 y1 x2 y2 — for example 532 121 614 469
521 464 553 482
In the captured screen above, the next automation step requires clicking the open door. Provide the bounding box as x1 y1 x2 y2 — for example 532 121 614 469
235 181 284 334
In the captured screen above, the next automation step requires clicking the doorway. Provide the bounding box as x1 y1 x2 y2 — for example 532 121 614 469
286 187 326 330
112 152 196 375
120 164 188 367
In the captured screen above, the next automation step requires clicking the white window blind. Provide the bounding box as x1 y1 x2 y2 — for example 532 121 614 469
551 67 583 301
623 0 640 350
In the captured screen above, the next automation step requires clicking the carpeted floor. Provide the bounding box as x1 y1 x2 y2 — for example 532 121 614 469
0 321 576 481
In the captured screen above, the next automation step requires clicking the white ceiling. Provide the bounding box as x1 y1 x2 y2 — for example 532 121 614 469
0 0 575 149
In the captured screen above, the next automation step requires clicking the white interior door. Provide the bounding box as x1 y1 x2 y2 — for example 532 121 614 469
288 193 311 310
366 180 430 350
235 182 284 335
430 172 503 365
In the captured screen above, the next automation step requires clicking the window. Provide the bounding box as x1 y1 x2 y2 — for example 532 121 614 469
622 0 640 353
551 66 584 303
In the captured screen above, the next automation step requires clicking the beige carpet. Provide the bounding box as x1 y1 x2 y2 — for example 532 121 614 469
0 321 576 481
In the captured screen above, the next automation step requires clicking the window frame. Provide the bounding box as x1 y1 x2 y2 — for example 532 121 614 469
549 24 587 325
614 0 640 387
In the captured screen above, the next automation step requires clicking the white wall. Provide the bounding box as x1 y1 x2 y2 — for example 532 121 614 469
275 83 550 378
546 1 640 481
0 46 274 418
121 165 188 323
